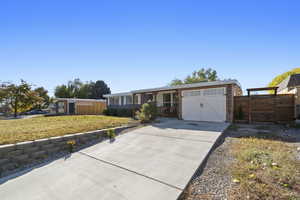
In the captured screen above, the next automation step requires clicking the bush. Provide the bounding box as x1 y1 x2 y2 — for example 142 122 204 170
103 109 109 115
135 103 157 123
103 107 133 117
235 105 244 120
106 129 116 139
66 140 76 153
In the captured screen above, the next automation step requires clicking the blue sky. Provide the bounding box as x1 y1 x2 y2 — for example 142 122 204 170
0 0 299 96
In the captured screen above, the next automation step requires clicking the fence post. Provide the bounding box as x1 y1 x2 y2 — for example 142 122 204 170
248 96 251 123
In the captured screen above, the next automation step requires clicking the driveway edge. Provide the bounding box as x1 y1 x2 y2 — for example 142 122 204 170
177 123 231 200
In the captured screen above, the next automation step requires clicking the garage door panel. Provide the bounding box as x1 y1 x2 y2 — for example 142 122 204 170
182 88 226 122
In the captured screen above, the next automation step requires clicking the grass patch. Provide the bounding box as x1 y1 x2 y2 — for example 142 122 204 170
228 124 240 131
0 115 131 145
229 137 300 199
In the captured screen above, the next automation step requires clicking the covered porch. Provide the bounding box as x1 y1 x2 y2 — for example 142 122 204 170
133 90 180 118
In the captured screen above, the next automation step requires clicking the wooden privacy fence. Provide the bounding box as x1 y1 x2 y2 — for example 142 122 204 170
234 94 295 123
76 101 106 115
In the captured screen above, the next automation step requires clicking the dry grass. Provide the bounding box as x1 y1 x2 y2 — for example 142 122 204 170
229 136 300 200
0 115 132 145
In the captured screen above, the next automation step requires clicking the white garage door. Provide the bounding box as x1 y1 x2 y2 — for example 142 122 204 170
182 88 226 122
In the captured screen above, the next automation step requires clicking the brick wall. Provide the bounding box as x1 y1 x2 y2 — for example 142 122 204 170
0 126 133 178
226 85 234 122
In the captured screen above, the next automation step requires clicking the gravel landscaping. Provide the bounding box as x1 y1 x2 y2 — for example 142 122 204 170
180 123 300 200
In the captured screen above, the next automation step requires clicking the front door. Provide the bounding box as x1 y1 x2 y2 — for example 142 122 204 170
69 103 75 114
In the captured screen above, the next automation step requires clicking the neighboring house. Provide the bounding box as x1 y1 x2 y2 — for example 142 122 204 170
104 80 242 122
277 74 300 119
50 98 106 115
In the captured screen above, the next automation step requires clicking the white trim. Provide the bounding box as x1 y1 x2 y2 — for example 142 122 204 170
54 98 105 102
103 92 132 97
131 80 240 94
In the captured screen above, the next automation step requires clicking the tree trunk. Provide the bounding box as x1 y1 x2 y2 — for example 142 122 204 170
14 98 18 118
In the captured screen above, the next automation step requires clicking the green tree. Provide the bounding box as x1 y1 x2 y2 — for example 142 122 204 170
54 79 83 98
169 79 183 86
33 87 51 109
54 84 70 98
1 80 43 117
54 79 111 99
268 68 300 88
89 80 111 99
170 68 218 86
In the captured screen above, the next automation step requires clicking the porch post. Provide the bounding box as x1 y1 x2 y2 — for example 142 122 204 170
177 90 182 119
153 92 157 105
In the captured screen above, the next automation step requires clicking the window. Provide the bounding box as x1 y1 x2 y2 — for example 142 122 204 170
163 93 171 107
121 96 124 105
203 88 225 96
145 94 153 102
109 97 120 105
183 90 201 97
126 95 133 104
134 95 139 104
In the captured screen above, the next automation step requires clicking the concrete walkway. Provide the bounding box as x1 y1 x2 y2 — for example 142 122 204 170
0 119 229 200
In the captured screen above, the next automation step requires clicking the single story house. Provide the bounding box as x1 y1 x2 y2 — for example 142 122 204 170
104 80 242 122
50 98 106 115
277 74 300 119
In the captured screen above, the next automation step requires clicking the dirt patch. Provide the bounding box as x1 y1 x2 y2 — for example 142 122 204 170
180 124 300 200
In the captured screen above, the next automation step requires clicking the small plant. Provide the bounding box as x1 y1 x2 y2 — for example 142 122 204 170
135 103 157 123
235 105 244 120
228 124 239 131
102 109 109 115
67 140 76 153
106 129 116 139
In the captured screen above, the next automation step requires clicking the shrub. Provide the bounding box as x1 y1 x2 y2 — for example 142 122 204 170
135 103 157 123
103 107 133 117
106 129 116 139
235 105 244 120
102 109 109 115
67 140 76 153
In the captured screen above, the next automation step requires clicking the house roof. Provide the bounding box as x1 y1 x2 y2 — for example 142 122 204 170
278 74 300 92
104 80 241 97
54 98 106 102
103 92 132 97
131 80 241 93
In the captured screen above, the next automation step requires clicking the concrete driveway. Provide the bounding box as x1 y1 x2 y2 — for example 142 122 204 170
0 119 229 200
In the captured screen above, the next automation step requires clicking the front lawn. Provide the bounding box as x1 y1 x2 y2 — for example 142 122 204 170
0 115 132 145
230 135 300 199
